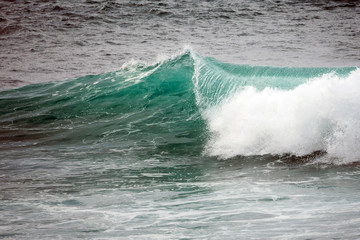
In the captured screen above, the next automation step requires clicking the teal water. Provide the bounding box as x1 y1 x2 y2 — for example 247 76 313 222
1 51 360 239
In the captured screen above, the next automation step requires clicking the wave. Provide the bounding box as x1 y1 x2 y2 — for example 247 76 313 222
0 49 359 163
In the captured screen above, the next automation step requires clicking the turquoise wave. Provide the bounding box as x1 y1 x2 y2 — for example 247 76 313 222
0 50 357 159
192 52 355 107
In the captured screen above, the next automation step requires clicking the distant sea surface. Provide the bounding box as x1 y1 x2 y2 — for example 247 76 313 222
1 0 360 87
1 0 360 239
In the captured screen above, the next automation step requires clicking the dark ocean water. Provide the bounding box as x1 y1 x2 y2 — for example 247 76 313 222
1 0 360 88
1 0 360 239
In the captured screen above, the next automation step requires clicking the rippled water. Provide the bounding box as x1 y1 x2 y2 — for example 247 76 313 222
1 0 359 88
1 0 360 239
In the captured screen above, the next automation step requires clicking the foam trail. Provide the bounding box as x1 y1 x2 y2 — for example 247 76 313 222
203 69 360 164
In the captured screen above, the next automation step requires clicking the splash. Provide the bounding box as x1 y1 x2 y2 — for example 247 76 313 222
202 68 360 164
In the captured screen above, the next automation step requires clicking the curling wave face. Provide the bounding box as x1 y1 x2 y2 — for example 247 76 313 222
0 49 359 163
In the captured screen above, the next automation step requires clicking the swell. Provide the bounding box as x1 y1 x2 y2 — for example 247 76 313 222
0 52 205 154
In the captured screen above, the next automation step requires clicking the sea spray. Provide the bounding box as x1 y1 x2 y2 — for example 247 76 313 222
203 68 360 164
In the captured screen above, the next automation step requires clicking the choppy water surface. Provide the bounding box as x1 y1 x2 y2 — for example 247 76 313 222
2 150 360 239
1 0 360 239
1 0 359 88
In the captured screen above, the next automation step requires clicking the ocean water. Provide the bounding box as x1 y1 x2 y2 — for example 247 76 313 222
1 0 360 239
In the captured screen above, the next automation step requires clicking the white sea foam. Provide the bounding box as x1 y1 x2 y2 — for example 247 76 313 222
203 69 360 164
